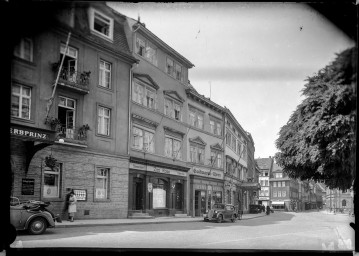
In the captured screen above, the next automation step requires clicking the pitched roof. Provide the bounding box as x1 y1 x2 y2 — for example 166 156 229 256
255 158 273 170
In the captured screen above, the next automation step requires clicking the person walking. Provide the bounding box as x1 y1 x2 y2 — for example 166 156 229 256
266 205 270 215
68 190 77 222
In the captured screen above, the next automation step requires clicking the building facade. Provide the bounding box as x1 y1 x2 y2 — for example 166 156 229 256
255 157 273 207
185 85 225 217
123 15 194 217
11 2 138 219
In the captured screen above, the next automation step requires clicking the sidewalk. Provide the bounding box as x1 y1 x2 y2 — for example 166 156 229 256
55 212 267 228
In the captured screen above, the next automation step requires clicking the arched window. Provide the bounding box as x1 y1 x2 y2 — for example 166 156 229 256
342 199 346 207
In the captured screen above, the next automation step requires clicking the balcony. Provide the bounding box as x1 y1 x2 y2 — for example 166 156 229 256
56 125 89 146
54 67 90 94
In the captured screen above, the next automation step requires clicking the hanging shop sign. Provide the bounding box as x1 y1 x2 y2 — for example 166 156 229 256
10 124 55 142
148 183 153 193
21 178 35 195
129 163 187 177
188 167 223 180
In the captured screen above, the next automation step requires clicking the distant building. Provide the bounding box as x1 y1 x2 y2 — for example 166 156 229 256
255 157 273 207
324 186 354 214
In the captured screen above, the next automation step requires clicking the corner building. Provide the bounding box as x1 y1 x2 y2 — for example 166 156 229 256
10 2 138 219
122 16 194 217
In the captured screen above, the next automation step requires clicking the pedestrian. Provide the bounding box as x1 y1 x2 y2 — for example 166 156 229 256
68 190 77 222
266 205 270 215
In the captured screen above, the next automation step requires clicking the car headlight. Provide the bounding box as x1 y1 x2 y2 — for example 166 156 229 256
214 210 217 214
205 210 208 213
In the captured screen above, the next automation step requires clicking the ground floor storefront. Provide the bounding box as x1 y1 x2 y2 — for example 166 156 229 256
188 166 224 217
128 160 188 217
11 134 130 220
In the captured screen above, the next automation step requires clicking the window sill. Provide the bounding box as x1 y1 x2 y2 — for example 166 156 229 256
97 84 113 92
94 199 111 202
95 133 112 140
11 117 35 124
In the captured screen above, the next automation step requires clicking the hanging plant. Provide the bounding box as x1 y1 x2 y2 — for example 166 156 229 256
44 116 62 131
44 155 58 169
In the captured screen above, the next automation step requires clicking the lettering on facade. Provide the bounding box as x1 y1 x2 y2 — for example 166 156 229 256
11 127 48 140
147 166 186 177
130 163 146 170
190 167 223 180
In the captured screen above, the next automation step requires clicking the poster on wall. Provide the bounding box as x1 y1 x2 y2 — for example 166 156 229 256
21 178 35 195
73 189 87 201
43 185 58 198
153 188 166 208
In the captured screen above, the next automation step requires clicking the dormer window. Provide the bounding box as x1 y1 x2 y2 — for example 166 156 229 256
89 8 114 41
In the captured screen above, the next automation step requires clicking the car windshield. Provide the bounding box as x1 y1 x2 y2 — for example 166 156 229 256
213 204 225 210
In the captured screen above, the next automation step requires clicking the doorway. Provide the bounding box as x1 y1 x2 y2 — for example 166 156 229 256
133 177 144 210
195 190 206 217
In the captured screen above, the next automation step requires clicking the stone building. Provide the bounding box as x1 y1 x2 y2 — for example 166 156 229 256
255 157 273 207
11 2 138 219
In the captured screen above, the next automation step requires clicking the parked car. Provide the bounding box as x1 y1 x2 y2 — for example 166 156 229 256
249 204 262 214
10 197 58 235
203 203 238 223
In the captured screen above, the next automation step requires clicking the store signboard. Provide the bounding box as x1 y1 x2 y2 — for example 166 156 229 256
21 178 35 195
73 189 87 201
10 124 55 142
189 167 223 180
129 163 187 177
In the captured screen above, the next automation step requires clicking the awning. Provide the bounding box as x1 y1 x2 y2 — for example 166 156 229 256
271 201 285 205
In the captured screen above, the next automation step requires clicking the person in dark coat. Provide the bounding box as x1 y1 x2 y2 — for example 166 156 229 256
63 189 72 220
266 205 270 215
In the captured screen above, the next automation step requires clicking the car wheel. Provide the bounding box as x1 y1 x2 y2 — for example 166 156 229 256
231 214 237 222
28 217 47 235
204 218 209 222
217 215 223 223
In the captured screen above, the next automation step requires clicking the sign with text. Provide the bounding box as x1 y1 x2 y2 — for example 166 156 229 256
10 125 55 142
129 163 187 177
21 178 35 195
189 167 223 180
73 189 87 201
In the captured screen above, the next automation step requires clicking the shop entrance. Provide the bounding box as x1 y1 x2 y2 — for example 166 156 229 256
133 177 144 210
175 183 183 210
195 190 206 217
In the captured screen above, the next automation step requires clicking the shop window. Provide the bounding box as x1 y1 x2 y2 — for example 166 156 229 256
97 105 111 136
215 191 222 203
14 37 33 62
132 126 154 153
90 8 114 40
95 167 109 199
11 84 31 119
152 178 168 208
99 60 111 89
58 96 76 139
43 164 62 198
132 82 157 110
165 136 182 160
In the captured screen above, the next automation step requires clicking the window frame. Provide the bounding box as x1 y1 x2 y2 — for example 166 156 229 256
14 37 33 62
95 167 110 200
188 107 204 129
165 135 182 160
99 59 112 89
132 125 155 153
43 163 62 199
190 143 205 164
210 150 223 168
89 8 114 41
164 97 182 121
97 105 111 136
136 35 158 66
11 84 31 120
166 56 183 82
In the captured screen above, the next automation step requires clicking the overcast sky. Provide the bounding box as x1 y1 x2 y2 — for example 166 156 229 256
108 2 354 159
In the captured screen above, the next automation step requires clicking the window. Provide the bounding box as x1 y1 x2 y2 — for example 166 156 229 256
226 131 231 147
11 85 31 119
210 118 222 136
273 182 277 187
210 120 215 134
165 98 182 121
90 8 114 40
242 144 247 159
97 106 110 136
265 180 269 186
273 191 277 197
136 36 158 66
132 126 154 153
60 44 78 83
95 167 109 199
165 137 182 160
264 172 268 176
282 191 286 197
152 178 168 208
99 60 111 88
210 150 222 168
14 38 33 62
342 200 346 207
282 181 286 187
166 57 183 82
237 141 242 155
132 82 157 110
189 107 204 129
43 164 62 198
278 191 282 197
58 96 76 139
275 173 283 178
190 144 205 164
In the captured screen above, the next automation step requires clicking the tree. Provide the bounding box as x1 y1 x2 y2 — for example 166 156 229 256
275 47 356 191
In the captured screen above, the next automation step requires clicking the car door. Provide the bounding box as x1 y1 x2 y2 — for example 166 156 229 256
10 206 24 229
224 205 231 219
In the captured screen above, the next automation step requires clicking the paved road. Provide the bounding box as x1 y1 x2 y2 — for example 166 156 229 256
10 211 354 250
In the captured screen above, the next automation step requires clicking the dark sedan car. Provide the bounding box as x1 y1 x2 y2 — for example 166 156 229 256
203 203 238 223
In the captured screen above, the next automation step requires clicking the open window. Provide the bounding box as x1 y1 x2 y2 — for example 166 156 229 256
89 8 114 41
58 96 76 139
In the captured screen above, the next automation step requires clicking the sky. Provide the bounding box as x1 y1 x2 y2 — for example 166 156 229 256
108 2 354 159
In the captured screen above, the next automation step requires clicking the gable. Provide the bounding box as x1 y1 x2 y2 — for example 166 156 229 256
134 73 159 90
163 90 185 103
189 136 206 146
210 143 223 151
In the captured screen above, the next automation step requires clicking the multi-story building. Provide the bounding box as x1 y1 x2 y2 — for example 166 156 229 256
122 14 194 217
324 186 353 214
255 157 273 207
185 84 225 217
11 2 138 219
245 133 261 205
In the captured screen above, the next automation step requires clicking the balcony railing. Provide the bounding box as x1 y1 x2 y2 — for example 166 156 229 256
56 67 90 94
57 125 88 145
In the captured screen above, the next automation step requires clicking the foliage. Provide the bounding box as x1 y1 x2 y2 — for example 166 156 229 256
275 47 357 191
44 155 58 169
45 116 61 127
79 124 91 133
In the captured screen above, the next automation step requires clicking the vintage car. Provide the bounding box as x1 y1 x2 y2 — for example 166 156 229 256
249 204 262 214
203 203 238 223
10 197 56 235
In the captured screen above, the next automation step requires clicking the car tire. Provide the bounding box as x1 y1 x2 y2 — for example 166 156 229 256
28 217 47 235
204 218 209 222
231 214 237 223
217 215 223 223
